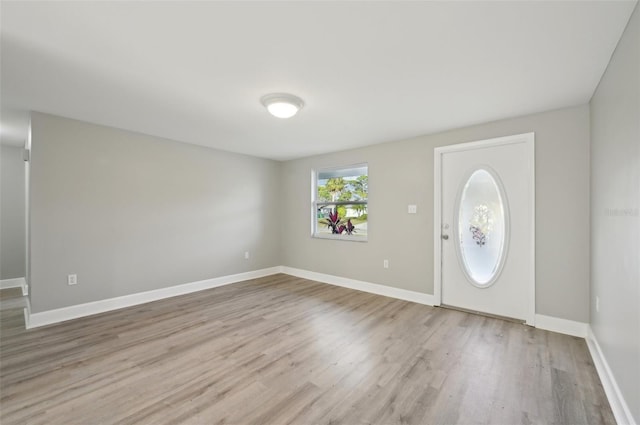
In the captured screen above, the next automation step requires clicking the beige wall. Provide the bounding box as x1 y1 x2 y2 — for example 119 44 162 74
29 113 281 313
590 3 639 422
0 144 26 280
281 104 591 322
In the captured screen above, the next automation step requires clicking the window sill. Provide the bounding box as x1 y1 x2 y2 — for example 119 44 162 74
312 233 368 242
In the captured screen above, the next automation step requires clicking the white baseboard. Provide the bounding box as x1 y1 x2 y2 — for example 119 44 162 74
280 266 435 306
27 267 281 329
534 314 588 337
1 277 28 296
280 268 593 340
23 297 32 329
586 326 637 425
24 267 593 344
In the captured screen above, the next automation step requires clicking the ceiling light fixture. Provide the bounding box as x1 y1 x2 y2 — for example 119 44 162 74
261 93 304 119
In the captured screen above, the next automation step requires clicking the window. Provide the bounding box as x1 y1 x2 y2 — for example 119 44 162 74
313 164 368 241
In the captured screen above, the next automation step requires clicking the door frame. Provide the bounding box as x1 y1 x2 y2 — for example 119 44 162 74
433 132 536 325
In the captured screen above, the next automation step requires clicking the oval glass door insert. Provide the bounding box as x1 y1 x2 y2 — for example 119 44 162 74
456 168 509 286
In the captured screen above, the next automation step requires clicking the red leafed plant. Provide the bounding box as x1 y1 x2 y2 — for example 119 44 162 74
344 219 356 235
324 210 356 235
325 209 344 234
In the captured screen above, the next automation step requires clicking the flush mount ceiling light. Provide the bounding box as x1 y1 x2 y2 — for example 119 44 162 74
261 93 304 119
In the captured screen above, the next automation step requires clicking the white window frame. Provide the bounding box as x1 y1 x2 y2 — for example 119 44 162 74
312 163 368 242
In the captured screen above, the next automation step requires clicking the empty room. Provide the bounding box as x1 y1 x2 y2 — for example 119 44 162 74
0 1 638 424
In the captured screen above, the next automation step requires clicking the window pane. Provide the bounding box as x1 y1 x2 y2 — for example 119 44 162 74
456 169 508 286
317 168 368 203
316 204 368 236
318 166 367 180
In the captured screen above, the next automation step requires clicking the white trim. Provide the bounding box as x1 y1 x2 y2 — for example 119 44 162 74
433 150 442 306
281 266 435 306
1 277 28 295
22 266 595 344
23 296 31 329
586 326 637 425
26 267 281 329
1 277 25 289
527 136 536 327
433 132 535 154
433 132 536 325
312 233 368 243
534 314 588 338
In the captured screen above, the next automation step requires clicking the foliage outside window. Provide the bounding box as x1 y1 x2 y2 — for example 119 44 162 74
313 164 368 241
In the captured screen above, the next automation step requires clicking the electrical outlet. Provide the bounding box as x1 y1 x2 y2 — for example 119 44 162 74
596 296 600 313
67 274 77 285
383 259 389 269
244 251 250 260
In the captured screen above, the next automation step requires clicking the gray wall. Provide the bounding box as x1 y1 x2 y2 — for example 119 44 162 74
29 106 592 323
281 104 591 322
30 112 281 313
0 144 26 280
590 4 639 422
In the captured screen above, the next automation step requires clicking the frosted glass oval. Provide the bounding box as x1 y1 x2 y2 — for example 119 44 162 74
456 169 508 286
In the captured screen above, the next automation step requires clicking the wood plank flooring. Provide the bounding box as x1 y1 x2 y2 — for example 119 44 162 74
0 274 614 424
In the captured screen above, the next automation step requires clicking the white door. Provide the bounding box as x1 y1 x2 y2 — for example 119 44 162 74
434 133 535 324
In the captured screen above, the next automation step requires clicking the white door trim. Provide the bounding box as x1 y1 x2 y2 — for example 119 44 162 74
433 132 536 325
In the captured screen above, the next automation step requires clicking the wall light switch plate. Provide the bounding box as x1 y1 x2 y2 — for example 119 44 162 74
408 205 417 214
67 274 77 285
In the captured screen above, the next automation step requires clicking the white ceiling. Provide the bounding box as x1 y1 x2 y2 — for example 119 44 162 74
1 1 636 160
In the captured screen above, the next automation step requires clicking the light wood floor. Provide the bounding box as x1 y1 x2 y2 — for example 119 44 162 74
0 274 613 425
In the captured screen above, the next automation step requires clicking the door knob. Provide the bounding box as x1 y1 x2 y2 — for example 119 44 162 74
442 234 449 240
